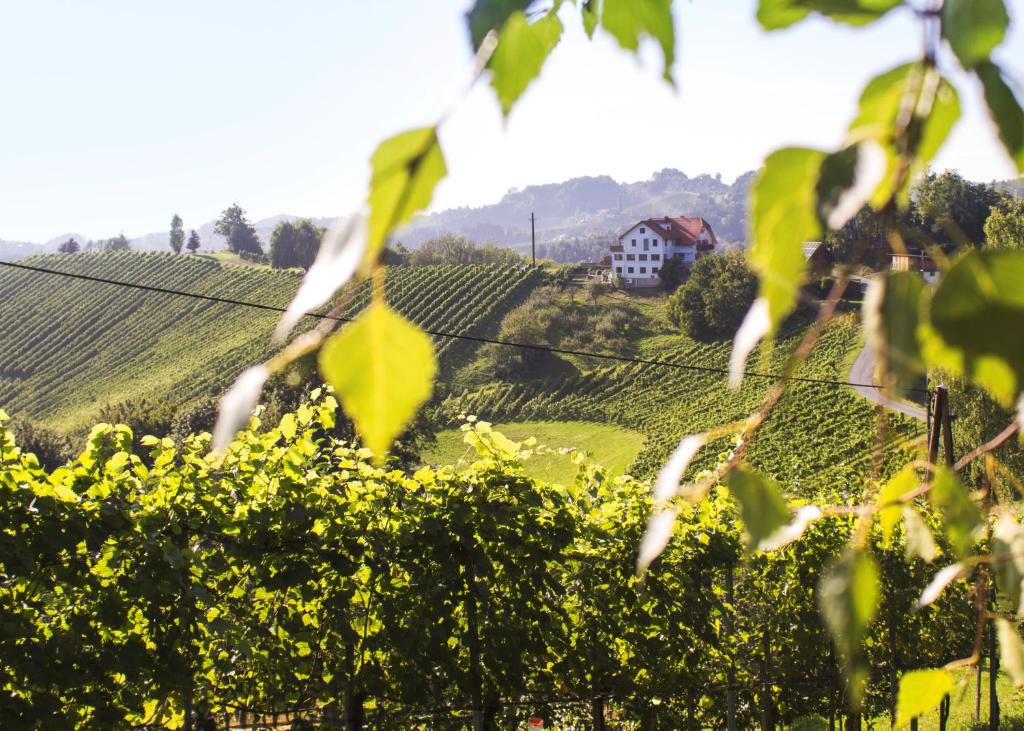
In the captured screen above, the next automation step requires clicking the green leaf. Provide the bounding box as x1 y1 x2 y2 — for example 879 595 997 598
600 0 676 85
921 249 1024 405
903 507 938 564
367 127 447 260
928 466 981 558
863 271 926 394
749 147 825 329
943 0 1009 69
993 513 1024 610
318 301 437 458
896 668 955 723
757 0 903 31
726 466 790 551
819 548 879 708
846 63 960 206
998 618 1024 687
816 142 887 230
976 62 1024 172
876 464 918 547
918 562 966 608
466 0 530 50
581 0 598 38
489 10 563 116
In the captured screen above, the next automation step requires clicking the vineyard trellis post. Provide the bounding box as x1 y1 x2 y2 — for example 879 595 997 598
989 594 1000 731
530 212 536 268
591 693 605 731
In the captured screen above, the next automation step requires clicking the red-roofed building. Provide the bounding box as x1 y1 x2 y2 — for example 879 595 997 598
608 216 717 288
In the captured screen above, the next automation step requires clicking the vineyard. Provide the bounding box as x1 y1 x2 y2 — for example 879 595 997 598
436 313 925 498
0 396 982 730
0 253 541 431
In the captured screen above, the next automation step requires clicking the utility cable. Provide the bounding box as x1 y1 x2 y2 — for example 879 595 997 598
0 259 929 393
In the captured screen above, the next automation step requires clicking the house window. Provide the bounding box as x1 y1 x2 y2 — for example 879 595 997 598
640 227 645 233
653 240 658 247
615 266 622 273
639 254 648 261
628 267 634 273
626 254 635 261
614 254 623 261
639 267 647 274
652 267 660 274
643 238 648 245
652 254 660 261
631 239 636 246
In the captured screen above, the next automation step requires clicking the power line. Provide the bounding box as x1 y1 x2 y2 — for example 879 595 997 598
0 259 927 393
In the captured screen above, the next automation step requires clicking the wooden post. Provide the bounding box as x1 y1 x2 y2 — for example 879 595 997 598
530 212 536 267
989 598 1000 730
927 386 947 466
976 650 983 724
591 695 605 731
941 386 954 467
725 566 737 731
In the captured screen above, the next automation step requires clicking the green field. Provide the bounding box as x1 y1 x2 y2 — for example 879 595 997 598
422 420 647 483
0 253 541 431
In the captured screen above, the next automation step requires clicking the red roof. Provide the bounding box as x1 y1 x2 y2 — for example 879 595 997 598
618 216 718 247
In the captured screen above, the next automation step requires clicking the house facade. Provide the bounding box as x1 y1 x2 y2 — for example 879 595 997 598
891 250 939 283
609 216 717 288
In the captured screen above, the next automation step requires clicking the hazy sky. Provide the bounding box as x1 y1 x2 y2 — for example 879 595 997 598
1 0 1022 242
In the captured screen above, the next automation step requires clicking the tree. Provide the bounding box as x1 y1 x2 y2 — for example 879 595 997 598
269 219 323 270
215 203 263 255
667 252 756 339
409 233 523 266
658 255 687 291
912 170 1001 249
58 237 79 254
104 233 131 252
984 194 1024 250
382 242 411 266
169 214 185 254
186 229 201 253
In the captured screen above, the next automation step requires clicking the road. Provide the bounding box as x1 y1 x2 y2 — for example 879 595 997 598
849 343 927 421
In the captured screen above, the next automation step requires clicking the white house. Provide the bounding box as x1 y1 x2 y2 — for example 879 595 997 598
608 216 717 288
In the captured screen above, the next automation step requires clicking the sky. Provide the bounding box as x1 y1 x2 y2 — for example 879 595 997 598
0 0 1022 242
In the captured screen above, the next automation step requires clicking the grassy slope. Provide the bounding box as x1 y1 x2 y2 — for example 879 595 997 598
422 420 646 484
438 290 925 498
0 253 542 432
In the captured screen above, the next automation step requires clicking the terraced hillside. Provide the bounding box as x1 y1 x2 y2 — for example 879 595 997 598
437 313 925 498
0 252 541 431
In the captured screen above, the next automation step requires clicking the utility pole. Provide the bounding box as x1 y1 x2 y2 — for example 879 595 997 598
530 212 536 267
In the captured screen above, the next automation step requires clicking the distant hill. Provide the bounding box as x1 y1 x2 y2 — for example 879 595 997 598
0 168 753 262
396 168 755 254
8 168 1017 264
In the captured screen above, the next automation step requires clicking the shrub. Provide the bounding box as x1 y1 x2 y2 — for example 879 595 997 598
666 251 757 340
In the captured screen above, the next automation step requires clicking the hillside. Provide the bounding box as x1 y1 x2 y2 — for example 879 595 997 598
0 252 541 432
434 298 924 497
